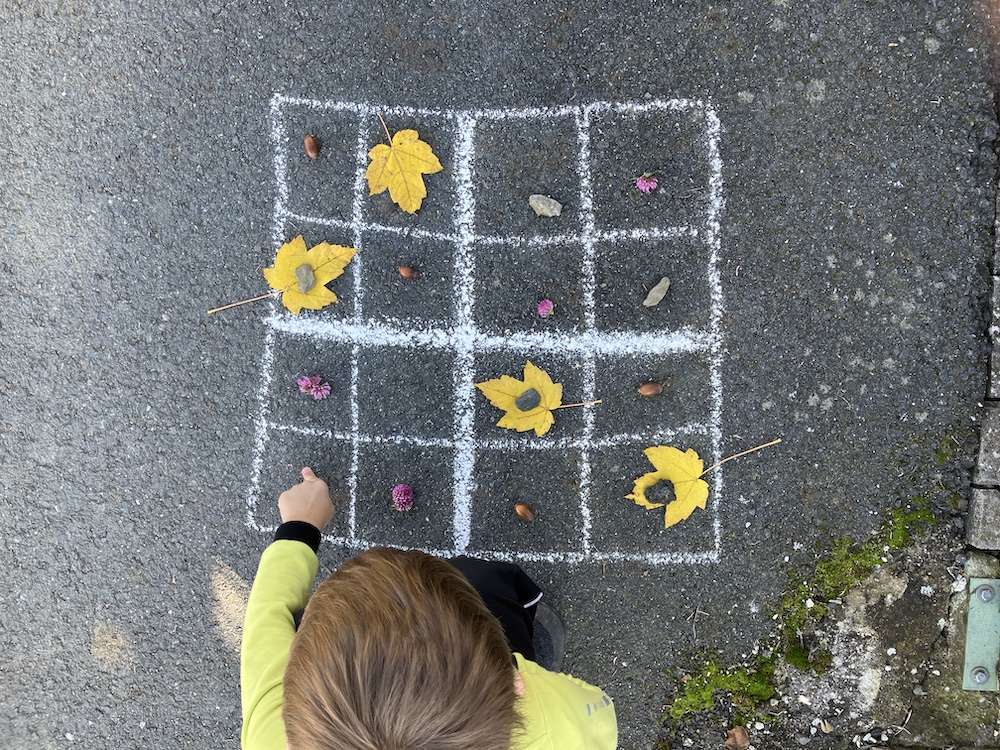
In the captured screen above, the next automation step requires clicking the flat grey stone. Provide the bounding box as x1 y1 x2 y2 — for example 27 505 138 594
991 352 1000 400
974 407 1000 486
641 276 671 307
991 279 1000 344
528 194 562 217
992 278 1000 398
965 549 1000 578
968 488 1000 551
995 192 1000 274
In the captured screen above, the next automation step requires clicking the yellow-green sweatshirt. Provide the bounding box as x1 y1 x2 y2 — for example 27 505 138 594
241 536 617 750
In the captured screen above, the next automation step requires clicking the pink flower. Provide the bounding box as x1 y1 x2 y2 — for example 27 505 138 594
392 483 414 512
297 374 331 400
636 173 658 194
537 299 554 318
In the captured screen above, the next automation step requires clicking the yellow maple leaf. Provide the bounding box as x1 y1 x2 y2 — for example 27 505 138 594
475 361 563 437
262 235 356 315
366 128 443 214
626 446 710 529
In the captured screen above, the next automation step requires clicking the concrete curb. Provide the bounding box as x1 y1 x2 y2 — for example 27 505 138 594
971 192 1000 551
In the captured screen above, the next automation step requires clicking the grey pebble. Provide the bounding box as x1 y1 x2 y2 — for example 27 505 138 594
528 194 562 217
294 263 315 293
515 387 542 411
642 276 671 307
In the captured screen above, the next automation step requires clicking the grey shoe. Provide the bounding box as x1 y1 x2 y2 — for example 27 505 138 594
532 602 566 672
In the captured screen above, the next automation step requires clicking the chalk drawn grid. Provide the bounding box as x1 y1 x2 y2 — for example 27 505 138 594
247 94 725 565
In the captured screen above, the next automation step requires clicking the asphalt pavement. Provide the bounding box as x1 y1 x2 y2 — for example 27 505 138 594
1 2 997 748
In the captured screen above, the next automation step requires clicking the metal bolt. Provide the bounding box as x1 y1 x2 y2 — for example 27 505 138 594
976 585 996 603
971 667 990 685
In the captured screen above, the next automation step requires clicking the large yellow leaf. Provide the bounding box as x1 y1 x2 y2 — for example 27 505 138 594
262 235 356 315
626 446 710 529
366 129 443 214
475 361 563 437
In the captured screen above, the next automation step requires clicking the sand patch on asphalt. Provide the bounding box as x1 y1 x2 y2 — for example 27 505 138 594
209 557 250 653
90 621 135 674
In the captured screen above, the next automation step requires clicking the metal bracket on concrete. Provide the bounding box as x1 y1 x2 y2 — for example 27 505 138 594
963 578 1000 691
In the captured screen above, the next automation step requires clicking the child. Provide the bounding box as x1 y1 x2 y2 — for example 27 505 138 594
241 467 618 749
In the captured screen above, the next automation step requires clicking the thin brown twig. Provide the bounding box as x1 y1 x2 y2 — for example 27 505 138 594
552 399 603 410
699 438 782 477
376 111 393 145
207 289 284 315
687 607 709 640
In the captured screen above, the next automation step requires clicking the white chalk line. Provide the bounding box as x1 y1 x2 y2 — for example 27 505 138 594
245 326 278 533
347 345 360 542
272 94 705 122
346 114 370 543
253 95 725 564
451 113 478 552
264 314 716 357
241 520 722 566
247 95 291 531
576 107 597 554
262 419 712 450
703 103 727 555
282 210 699 248
578 357 596 554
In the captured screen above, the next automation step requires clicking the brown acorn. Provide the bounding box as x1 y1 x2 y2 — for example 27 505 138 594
514 502 536 522
637 381 664 397
303 134 320 159
398 265 421 280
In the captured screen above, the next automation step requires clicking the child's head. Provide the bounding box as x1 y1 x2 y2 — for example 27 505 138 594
283 547 519 750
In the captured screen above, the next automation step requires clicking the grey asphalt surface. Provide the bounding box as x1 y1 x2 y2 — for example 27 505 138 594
1 2 996 748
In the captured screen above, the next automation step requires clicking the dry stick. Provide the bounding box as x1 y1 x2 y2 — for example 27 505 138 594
687 606 709 641
207 289 284 315
699 437 782 477
552 399 603 410
376 111 393 145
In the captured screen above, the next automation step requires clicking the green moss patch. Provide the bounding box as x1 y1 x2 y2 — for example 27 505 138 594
933 435 960 466
776 497 934 672
664 497 938 729
666 654 776 724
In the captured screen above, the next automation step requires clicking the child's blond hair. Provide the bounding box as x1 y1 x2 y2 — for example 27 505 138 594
283 547 520 749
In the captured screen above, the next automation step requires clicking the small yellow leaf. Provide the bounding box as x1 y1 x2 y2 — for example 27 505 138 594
263 235 356 315
366 128 443 214
626 446 710 528
628 472 665 510
475 361 563 437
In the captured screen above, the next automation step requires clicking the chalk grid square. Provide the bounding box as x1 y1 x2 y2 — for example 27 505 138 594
247 94 725 565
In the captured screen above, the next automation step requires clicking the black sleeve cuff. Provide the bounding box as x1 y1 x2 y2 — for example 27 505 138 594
273 521 321 553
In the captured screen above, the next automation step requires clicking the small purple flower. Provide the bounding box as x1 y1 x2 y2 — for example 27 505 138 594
537 299 554 319
392 483 414 512
297 374 331 400
635 173 659 194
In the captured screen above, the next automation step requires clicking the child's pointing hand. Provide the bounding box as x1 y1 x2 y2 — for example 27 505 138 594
277 467 335 532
